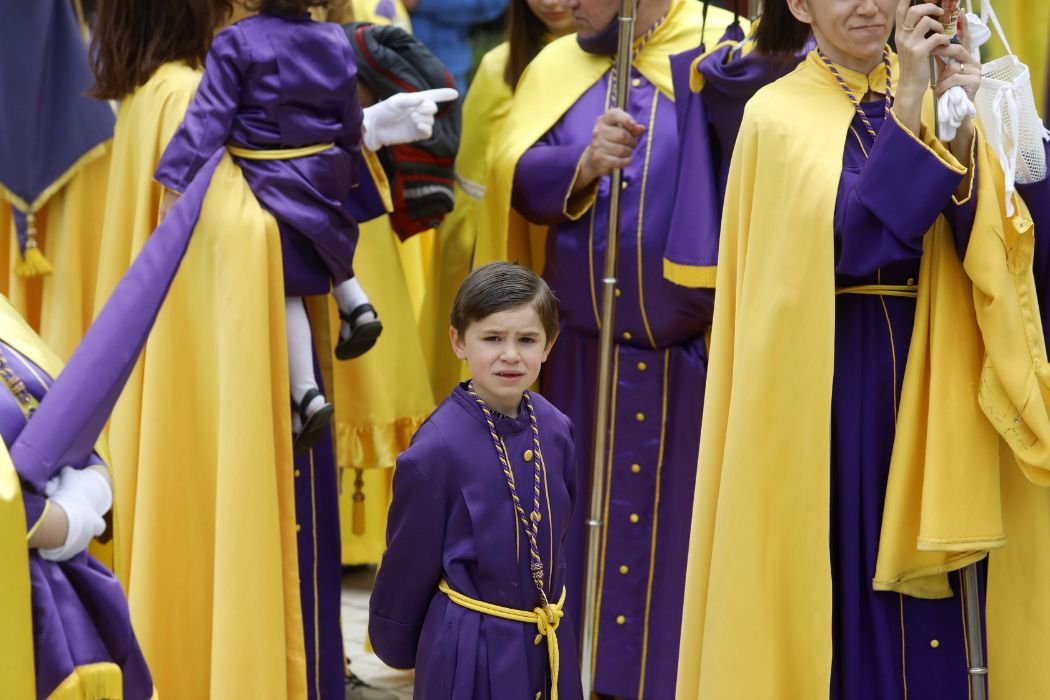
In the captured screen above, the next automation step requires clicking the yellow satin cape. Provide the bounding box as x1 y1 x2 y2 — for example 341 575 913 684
96 63 307 700
421 41 513 398
324 0 434 565
474 0 742 273
0 293 121 699
677 51 1050 699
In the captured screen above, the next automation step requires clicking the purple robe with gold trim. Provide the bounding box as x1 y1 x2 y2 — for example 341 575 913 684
369 384 583 700
510 35 778 696
827 101 984 700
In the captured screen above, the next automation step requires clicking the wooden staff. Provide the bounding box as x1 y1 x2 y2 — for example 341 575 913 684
578 0 638 694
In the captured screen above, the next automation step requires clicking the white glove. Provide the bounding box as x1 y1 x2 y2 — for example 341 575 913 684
38 467 111 563
361 88 459 152
937 84 977 141
963 12 992 57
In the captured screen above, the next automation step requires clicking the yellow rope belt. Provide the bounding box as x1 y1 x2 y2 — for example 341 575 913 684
226 142 335 160
438 579 566 699
835 284 918 299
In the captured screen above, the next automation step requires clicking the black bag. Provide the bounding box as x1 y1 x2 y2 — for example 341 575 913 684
344 22 462 239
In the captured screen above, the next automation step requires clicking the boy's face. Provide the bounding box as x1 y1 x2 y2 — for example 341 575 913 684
450 305 555 416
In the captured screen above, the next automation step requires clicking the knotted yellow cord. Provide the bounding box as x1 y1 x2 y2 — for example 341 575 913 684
439 579 566 699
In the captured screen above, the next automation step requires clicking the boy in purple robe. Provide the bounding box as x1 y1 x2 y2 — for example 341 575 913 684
154 0 457 454
369 262 584 700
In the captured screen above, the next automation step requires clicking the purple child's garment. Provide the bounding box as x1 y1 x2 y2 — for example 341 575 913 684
370 384 584 700
154 11 377 296
828 101 983 700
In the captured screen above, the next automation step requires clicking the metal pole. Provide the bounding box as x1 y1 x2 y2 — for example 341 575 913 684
579 0 637 695
747 0 762 22
960 563 988 699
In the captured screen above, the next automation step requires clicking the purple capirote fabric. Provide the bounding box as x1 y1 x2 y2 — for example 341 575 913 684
12 148 223 494
370 385 582 700
829 99 982 700
0 345 152 698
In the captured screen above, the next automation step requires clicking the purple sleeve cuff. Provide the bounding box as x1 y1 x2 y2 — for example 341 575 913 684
854 113 966 231
154 27 246 193
368 610 424 670
512 141 591 225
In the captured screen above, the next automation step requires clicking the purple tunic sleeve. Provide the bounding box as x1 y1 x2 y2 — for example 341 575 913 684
369 452 447 670
154 27 247 193
512 138 591 225
835 115 969 276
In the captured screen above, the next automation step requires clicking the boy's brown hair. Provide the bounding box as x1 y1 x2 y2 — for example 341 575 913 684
451 263 559 341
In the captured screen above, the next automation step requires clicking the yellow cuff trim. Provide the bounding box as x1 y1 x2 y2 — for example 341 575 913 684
952 132 978 205
25 500 51 542
663 259 717 288
889 109 966 175
564 147 598 221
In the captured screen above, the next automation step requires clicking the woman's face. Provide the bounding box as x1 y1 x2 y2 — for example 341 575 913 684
526 0 576 36
788 0 896 73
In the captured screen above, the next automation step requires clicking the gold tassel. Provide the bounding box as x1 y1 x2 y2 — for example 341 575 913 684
351 469 366 535
48 662 123 699
14 214 52 277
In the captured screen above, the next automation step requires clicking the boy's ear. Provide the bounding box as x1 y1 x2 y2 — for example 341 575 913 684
541 332 558 362
450 326 467 360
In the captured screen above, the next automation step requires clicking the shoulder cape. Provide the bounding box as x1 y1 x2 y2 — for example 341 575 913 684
677 50 1050 699
474 0 740 273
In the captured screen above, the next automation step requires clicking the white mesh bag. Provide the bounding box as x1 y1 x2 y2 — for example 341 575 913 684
969 0 1050 211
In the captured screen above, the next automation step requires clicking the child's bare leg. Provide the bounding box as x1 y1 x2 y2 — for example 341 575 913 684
286 296 325 430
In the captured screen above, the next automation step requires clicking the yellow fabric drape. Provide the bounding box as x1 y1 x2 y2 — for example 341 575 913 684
476 0 742 275
324 0 434 566
96 63 306 700
677 51 1050 699
420 41 514 399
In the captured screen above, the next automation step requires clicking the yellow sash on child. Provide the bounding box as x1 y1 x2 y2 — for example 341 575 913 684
438 579 566 699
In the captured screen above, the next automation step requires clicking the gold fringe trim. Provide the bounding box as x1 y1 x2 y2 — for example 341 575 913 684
351 469 366 535
14 243 53 278
46 662 122 700
335 414 428 474
0 140 111 216
336 414 429 542
663 258 717 288
0 140 111 277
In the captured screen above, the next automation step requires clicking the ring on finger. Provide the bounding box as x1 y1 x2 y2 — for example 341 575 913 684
902 24 916 31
